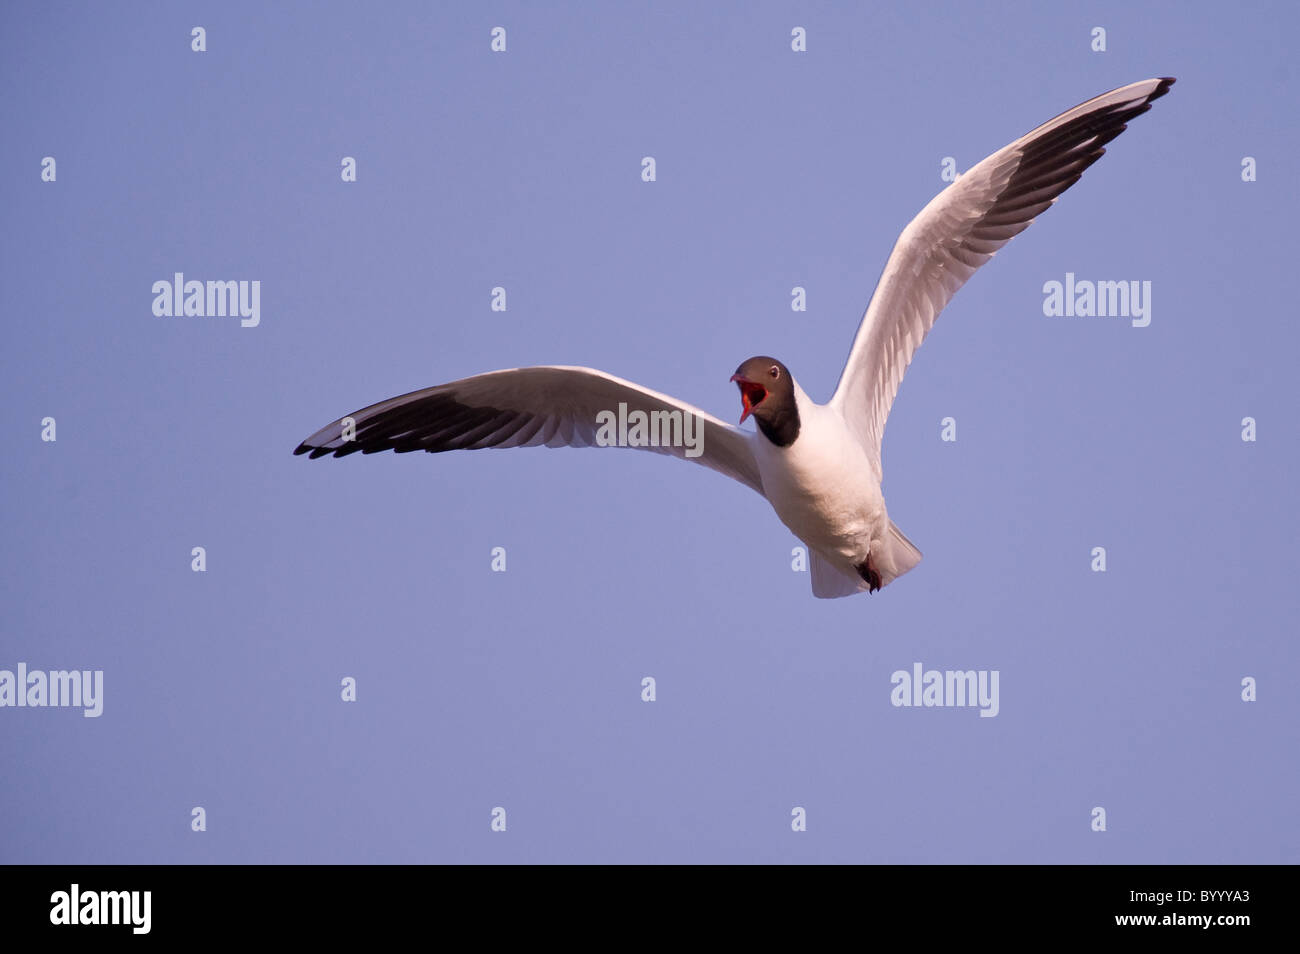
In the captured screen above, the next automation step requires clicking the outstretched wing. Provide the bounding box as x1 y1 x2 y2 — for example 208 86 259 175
294 365 765 495
831 77 1175 462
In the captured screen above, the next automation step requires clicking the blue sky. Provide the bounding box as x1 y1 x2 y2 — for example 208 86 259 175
2 1 1296 863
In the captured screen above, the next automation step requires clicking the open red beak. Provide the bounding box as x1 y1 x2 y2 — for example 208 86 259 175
730 374 768 425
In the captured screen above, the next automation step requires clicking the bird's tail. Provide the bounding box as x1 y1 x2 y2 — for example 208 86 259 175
881 521 923 586
808 522 924 599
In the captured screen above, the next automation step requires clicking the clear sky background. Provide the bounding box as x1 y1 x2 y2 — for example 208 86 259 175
2 1 1296 863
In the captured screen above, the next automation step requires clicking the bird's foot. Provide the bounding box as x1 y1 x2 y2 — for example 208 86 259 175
855 558 882 594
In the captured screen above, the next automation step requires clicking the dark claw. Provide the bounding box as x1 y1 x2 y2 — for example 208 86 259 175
855 559 882 594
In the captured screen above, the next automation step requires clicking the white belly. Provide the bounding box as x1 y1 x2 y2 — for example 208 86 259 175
751 397 887 567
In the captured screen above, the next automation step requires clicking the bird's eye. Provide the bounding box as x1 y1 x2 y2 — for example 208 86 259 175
769 365 780 379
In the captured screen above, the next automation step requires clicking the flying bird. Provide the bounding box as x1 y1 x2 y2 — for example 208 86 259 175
296 78 1174 598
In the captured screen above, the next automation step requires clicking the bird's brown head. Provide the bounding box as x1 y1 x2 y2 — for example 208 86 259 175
730 356 800 446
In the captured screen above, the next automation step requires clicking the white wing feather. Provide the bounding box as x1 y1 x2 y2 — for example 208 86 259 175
296 365 765 496
831 78 1175 461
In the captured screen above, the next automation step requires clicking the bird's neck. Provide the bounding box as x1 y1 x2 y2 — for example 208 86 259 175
756 383 804 448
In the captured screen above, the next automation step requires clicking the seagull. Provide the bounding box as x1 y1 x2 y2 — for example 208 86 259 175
296 77 1174 598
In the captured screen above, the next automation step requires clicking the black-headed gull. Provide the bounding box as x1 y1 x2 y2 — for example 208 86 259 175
296 78 1174 598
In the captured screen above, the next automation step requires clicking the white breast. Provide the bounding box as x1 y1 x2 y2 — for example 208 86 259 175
751 383 887 567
